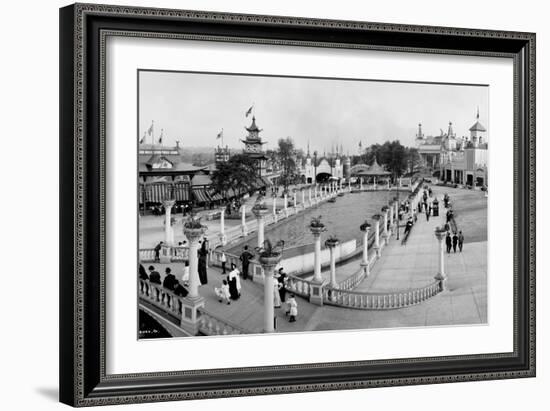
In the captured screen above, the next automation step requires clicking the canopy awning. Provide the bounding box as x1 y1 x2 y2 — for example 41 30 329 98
140 182 190 204
193 187 211 203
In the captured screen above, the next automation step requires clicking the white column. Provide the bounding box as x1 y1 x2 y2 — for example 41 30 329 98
312 232 322 282
283 194 288 217
348 179 352 192
374 176 377 190
272 198 277 222
294 191 298 211
362 227 370 266
374 219 380 256
360 178 363 191
163 199 175 245
383 210 388 238
389 202 394 226
186 235 201 298
241 205 248 236
263 264 275 333
329 245 337 287
302 189 306 209
219 208 226 245
308 188 312 206
434 229 448 291
257 216 265 248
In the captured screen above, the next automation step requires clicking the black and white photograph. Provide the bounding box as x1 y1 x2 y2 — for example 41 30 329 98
137 70 489 339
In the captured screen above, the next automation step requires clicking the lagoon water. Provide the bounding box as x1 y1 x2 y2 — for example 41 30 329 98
231 190 394 252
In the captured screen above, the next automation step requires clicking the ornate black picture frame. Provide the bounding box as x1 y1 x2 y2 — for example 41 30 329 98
59 3 535 407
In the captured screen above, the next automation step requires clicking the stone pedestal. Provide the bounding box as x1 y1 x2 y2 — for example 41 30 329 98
180 295 205 336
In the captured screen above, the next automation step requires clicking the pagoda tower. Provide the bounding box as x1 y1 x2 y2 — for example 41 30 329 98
241 116 268 176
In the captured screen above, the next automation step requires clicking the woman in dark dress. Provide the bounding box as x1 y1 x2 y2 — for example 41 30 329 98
277 268 288 304
198 240 208 285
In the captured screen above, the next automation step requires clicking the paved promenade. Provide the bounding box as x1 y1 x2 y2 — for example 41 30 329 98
143 185 487 334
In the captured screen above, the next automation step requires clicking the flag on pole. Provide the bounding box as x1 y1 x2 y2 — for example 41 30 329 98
139 132 146 144
147 121 154 136
158 129 164 144
245 106 253 117
216 129 223 139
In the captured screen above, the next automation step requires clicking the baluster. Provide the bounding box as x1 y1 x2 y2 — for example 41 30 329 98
377 295 381 309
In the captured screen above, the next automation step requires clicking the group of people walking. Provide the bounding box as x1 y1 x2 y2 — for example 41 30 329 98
215 247 298 323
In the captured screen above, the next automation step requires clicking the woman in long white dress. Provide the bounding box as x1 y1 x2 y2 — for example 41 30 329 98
227 264 241 300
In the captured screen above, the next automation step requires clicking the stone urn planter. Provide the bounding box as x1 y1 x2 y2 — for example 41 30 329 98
183 215 207 239
256 239 285 266
360 221 371 232
324 236 339 248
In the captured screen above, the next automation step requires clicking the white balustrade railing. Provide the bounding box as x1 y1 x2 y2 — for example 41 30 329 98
138 279 184 318
286 275 316 298
139 246 189 262
197 308 247 336
337 268 367 291
322 280 442 310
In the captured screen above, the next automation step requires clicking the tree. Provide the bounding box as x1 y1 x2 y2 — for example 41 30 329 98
210 154 258 198
277 137 299 193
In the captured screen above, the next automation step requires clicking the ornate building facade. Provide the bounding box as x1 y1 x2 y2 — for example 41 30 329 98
300 148 347 183
416 110 488 187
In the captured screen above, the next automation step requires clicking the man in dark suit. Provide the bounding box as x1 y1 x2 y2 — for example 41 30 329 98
445 232 452 253
162 267 177 290
239 245 254 280
148 265 161 284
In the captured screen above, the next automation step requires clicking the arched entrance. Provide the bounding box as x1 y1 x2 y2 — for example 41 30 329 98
316 172 332 183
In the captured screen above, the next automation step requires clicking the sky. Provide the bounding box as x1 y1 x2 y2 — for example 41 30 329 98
138 70 488 153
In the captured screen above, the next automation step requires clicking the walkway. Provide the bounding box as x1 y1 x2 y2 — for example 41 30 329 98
141 185 487 335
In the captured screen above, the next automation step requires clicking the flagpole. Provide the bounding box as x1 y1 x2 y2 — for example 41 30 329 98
151 120 154 147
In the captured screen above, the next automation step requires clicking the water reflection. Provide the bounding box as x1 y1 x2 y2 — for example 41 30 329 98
233 191 391 251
